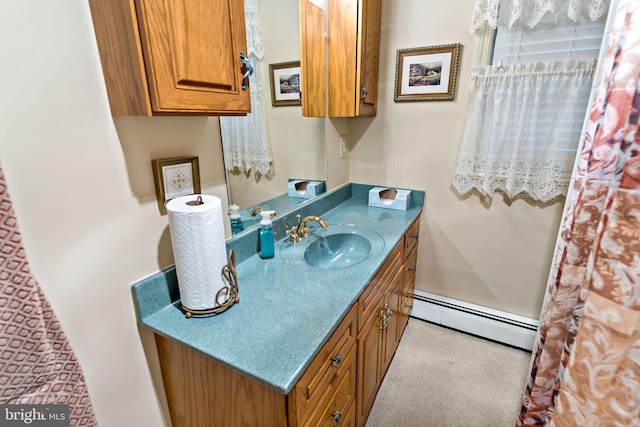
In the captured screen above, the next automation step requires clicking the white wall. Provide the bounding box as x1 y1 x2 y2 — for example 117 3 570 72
346 0 565 319
0 1 230 425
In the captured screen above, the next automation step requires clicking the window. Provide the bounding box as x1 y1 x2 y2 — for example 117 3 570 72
492 19 606 65
451 2 609 204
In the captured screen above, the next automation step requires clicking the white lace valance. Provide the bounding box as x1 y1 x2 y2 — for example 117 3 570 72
451 59 596 202
470 0 610 32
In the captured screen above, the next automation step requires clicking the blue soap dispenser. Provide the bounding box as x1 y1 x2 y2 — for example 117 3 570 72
259 210 276 259
228 204 244 234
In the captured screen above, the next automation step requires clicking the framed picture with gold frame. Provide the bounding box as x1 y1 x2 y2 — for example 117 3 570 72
269 61 302 106
394 43 461 102
152 156 201 215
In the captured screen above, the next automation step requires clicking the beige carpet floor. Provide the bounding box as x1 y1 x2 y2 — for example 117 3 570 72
365 318 532 427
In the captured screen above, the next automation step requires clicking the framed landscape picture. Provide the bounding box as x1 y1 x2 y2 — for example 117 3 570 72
269 61 302 106
394 43 461 102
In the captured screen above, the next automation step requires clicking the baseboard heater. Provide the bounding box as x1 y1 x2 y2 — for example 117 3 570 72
410 290 539 351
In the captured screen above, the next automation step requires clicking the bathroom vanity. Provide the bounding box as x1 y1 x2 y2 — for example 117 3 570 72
132 183 423 426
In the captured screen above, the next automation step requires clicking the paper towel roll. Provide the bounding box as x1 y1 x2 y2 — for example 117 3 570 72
166 194 228 311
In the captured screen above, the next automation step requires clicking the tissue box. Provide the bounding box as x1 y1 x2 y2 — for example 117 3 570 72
368 187 412 211
288 180 325 199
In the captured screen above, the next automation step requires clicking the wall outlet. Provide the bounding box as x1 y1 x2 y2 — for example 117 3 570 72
339 135 348 159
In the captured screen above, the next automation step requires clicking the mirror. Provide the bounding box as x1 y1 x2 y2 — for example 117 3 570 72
222 0 327 233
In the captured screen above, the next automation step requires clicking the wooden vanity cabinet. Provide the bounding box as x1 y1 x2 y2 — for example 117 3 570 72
328 0 382 117
153 216 421 427
155 305 357 427
88 0 251 116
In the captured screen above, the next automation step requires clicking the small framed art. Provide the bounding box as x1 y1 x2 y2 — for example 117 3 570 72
152 156 201 215
394 43 461 102
269 61 302 106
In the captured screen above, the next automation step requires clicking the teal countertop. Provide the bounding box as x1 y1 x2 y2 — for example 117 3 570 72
131 183 424 394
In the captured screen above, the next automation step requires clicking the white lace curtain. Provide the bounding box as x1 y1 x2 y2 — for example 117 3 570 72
451 0 607 203
470 0 610 32
220 0 272 177
451 59 596 202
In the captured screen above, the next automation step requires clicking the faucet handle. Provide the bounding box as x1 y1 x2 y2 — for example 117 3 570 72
286 224 300 243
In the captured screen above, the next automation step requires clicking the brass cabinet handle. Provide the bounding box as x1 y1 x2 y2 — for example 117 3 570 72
385 303 392 319
360 85 368 102
330 410 342 425
330 354 343 368
379 310 388 331
240 52 254 90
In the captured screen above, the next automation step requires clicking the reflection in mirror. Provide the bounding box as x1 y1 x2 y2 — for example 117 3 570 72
222 0 327 234
229 193 314 232
230 179 326 233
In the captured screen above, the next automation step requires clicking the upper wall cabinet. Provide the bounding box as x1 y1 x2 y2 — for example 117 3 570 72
88 0 251 116
329 0 381 117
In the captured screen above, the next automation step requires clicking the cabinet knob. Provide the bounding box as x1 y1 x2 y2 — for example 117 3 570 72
360 85 368 102
330 354 343 368
239 52 254 90
412 234 419 241
408 267 416 274
330 410 342 425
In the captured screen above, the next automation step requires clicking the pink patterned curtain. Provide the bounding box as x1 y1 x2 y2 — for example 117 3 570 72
518 0 640 425
0 167 98 426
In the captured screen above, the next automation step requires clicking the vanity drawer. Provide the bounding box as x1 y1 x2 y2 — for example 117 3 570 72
288 305 357 426
303 347 356 427
404 217 420 259
404 245 418 298
357 240 402 332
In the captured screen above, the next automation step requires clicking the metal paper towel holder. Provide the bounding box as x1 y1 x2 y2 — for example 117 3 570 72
181 250 240 318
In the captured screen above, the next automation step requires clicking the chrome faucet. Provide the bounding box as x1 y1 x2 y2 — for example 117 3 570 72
286 214 328 243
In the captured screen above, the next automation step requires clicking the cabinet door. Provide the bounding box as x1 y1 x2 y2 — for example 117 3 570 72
328 0 358 117
354 0 381 116
136 0 251 114
381 270 402 377
328 0 381 117
356 307 383 426
300 0 326 117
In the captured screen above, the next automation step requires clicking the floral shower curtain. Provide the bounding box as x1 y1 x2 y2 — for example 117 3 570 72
518 0 640 425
